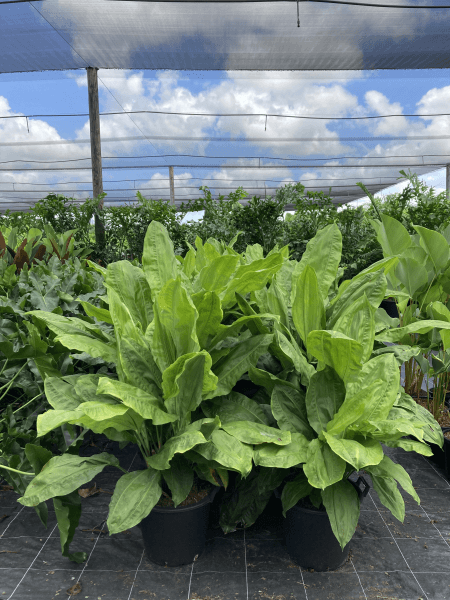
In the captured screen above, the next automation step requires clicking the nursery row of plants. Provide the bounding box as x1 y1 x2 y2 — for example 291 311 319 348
2 168 450 280
1 169 450 571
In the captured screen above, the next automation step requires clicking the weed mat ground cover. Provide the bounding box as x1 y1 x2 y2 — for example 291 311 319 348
1 437 450 600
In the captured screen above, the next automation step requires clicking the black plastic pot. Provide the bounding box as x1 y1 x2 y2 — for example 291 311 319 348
427 427 450 479
274 476 370 572
139 484 219 567
380 298 399 319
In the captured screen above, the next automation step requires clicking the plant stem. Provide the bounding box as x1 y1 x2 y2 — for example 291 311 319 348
12 392 43 415
0 464 34 476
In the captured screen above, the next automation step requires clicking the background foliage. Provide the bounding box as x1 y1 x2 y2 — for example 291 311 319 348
2 169 450 279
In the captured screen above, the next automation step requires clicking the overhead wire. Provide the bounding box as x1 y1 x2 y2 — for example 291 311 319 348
96 75 170 166
1 153 450 166
3 0 449 6
1 110 450 121
0 162 446 172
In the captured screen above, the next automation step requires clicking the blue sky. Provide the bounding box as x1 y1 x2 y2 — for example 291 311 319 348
1 67 450 216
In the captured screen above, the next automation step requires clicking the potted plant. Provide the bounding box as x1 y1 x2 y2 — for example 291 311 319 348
15 221 294 566
365 207 450 477
208 223 444 570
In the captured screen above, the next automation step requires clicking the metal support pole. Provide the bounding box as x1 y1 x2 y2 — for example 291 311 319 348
169 166 175 205
87 67 105 249
447 164 450 200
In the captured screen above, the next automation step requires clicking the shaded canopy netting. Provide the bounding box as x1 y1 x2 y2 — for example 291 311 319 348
1 1 450 210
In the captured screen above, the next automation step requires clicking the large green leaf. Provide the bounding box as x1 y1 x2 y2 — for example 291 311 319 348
326 354 399 436
305 367 345 435
375 319 450 343
205 334 273 399
267 281 289 329
79 401 130 421
219 467 287 533
96 378 177 425
194 429 253 476
248 365 298 395
327 270 386 329
107 287 143 344
36 409 86 437
18 453 119 506
107 468 162 534
221 421 291 446
162 353 216 428
44 377 83 410
370 214 411 257
371 455 420 504
307 330 363 383
162 351 217 402
162 455 194 508
192 291 223 348
322 433 383 470
272 328 315 385
291 223 342 302
333 294 376 363
292 265 325 348
413 403 443 447
26 310 108 340
221 254 283 308
198 254 239 292
146 430 207 470
142 221 178 298
322 480 360 550
352 354 399 424
202 392 270 426
413 225 449 273
394 257 428 297
303 438 346 490
151 277 199 372
384 438 432 456
54 333 117 364
118 337 162 396
253 432 309 468
53 491 86 563
105 260 153 331
80 301 113 325
280 472 313 517
271 384 316 440
208 313 274 350
368 474 405 522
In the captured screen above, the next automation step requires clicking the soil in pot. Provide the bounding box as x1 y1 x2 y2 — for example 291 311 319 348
274 477 369 572
139 478 219 567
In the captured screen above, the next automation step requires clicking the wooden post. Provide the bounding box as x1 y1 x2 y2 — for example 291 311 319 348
447 164 450 200
169 166 175 205
87 67 105 250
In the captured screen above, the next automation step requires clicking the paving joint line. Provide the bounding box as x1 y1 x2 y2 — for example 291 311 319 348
68 450 140 600
7 523 58 600
368 493 430 600
244 527 249 600
127 548 145 600
350 558 368 600
0 506 24 539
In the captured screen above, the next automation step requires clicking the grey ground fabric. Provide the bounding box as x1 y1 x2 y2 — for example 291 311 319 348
1 436 450 600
